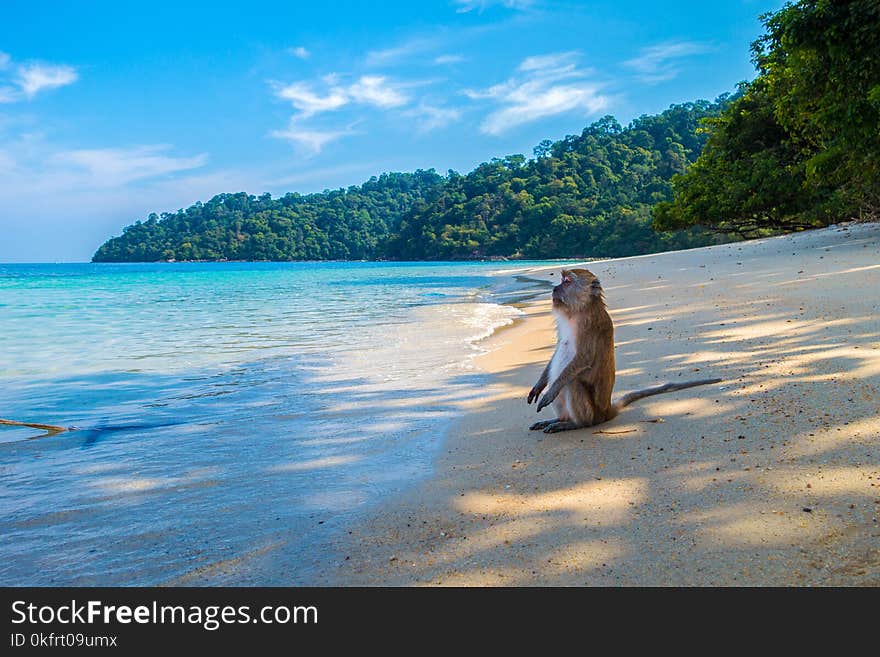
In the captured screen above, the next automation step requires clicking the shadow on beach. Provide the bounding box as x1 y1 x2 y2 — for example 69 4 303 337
260 222 879 586
6 224 876 586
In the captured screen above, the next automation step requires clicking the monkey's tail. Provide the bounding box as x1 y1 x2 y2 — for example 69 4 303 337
612 378 721 412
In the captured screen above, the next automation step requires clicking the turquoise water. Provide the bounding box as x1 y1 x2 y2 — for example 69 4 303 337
0 261 553 585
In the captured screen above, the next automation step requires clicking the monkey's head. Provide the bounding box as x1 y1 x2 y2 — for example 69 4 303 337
552 268 603 315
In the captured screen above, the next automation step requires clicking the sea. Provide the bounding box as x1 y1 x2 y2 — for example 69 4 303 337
0 261 561 585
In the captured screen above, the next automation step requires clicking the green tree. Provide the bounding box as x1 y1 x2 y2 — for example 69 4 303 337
94 101 729 262
655 0 880 235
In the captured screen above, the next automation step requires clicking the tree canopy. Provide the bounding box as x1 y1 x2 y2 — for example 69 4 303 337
93 99 728 262
654 0 880 236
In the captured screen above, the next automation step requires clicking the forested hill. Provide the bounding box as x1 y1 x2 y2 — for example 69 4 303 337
92 99 728 263
654 0 879 236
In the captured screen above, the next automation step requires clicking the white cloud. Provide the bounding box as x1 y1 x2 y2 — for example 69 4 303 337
273 75 409 118
347 75 409 108
453 0 533 12
16 63 79 98
0 87 20 103
405 104 462 133
274 81 349 117
50 145 208 186
481 84 607 135
0 55 79 102
433 54 465 65
466 51 609 135
272 73 410 126
0 136 211 259
624 41 713 83
270 123 353 155
518 51 579 73
0 157 255 262
288 46 311 60
270 75 410 152
365 38 435 67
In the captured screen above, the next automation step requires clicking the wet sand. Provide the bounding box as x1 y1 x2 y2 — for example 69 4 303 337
314 222 880 585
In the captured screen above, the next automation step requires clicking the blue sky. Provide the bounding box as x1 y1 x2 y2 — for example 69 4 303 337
0 0 784 261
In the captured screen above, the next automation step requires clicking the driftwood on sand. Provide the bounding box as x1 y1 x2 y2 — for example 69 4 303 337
0 418 69 439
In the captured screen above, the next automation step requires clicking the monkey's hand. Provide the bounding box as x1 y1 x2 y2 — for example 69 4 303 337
527 381 546 405
535 389 557 413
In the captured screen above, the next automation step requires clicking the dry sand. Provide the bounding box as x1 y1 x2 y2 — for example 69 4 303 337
310 221 880 586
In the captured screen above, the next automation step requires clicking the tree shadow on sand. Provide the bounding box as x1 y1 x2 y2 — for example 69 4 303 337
296 226 880 586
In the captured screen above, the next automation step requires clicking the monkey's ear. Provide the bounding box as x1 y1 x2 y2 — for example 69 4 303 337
590 278 603 296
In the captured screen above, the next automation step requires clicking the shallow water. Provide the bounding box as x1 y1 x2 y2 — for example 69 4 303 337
0 261 557 584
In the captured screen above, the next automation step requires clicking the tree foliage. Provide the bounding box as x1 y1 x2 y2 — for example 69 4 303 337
93 172 445 262
94 100 729 262
654 0 880 235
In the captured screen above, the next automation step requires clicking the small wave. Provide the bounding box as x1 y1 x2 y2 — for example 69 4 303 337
0 261 541 585
460 302 523 344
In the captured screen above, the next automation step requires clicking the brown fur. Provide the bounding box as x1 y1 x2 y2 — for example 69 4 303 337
526 268 720 433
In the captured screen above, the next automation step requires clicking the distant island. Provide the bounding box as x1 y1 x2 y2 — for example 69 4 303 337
92 100 728 263
93 0 878 263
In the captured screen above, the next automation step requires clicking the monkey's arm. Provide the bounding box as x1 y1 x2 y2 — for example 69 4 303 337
536 359 592 413
527 359 553 404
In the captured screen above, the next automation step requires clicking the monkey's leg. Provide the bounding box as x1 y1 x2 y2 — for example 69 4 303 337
565 379 602 427
530 418 559 431
583 384 601 420
543 420 580 434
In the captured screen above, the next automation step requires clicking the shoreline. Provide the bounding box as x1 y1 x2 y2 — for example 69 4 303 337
152 266 550 586
0 260 549 586
309 221 880 586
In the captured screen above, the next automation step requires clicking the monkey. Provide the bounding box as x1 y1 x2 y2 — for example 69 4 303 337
526 268 721 433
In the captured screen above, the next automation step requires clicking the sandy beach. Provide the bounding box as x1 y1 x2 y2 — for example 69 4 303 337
301 221 879 586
